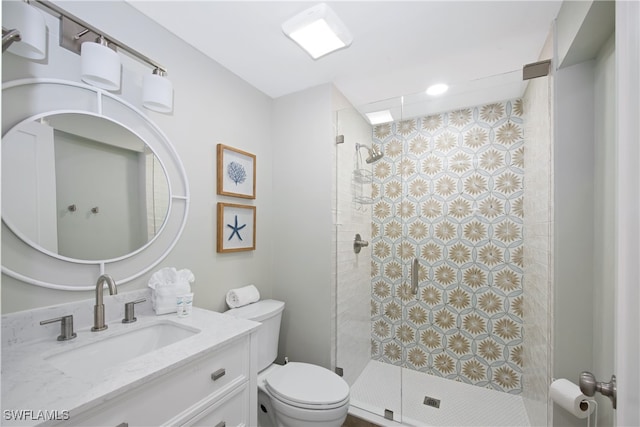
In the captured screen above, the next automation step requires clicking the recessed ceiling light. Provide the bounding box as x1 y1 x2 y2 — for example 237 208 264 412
426 83 449 96
365 110 394 125
282 3 353 60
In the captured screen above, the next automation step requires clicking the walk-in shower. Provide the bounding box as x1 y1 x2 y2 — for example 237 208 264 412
333 73 553 425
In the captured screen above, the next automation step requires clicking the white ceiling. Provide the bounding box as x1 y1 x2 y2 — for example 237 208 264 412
128 1 562 117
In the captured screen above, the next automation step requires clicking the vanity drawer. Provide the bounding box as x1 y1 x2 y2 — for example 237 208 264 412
167 337 249 404
181 383 248 427
60 337 249 427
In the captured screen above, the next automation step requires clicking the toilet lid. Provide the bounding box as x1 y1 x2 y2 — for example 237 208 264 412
265 362 350 409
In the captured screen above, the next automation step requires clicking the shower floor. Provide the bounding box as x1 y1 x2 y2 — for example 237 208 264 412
349 360 530 426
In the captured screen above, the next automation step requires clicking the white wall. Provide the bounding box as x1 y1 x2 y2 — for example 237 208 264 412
591 33 615 427
553 58 596 427
1 1 275 314
271 84 335 369
553 35 616 427
552 3 616 426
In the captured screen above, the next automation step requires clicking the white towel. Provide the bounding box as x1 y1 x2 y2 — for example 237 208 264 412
148 267 194 315
226 284 260 308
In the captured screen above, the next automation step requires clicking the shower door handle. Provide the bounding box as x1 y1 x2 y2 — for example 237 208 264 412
411 258 419 294
579 371 617 409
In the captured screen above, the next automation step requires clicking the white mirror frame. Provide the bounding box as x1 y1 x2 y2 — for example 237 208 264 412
1 78 190 290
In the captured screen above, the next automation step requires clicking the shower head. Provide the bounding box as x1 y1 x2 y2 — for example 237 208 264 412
366 145 384 163
356 143 384 164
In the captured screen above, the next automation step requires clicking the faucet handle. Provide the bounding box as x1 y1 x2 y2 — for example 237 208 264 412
40 315 77 341
122 298 146 323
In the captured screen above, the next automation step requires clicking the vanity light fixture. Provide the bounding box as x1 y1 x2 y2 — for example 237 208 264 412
426 83 449 96
8 1 174 112
143 68 174 113
2 0 47 60
81 36 121 91
282 3 353 59
365 110 394 125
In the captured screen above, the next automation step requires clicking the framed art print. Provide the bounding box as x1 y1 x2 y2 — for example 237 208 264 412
217 144 256 199
217 202 256 253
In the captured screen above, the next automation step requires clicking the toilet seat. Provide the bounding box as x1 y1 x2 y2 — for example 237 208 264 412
265 362 350 410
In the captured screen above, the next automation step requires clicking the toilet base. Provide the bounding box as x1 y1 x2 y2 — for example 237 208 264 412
258 389 277 427
268 390 348 427
256 364 349 427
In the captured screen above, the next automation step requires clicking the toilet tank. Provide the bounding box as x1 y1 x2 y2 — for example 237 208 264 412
225 299 285 371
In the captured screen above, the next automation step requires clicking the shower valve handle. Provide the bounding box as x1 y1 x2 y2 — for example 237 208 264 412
353 234 369 254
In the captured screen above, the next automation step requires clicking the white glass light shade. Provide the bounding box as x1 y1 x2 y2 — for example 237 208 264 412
81 41 121 91
2 1 47 60
366 110 394 125
288 19 345 59
142 73 173 113
282 3 352 59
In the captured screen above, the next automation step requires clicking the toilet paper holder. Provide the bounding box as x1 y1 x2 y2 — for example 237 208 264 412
579 371 616 409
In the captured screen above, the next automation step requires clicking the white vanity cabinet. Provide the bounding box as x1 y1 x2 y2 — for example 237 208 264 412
57 334 257 427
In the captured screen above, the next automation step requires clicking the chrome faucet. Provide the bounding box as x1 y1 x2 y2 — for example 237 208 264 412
92 274 118 332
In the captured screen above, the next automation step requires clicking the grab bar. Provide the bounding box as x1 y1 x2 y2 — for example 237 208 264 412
411 258 419 294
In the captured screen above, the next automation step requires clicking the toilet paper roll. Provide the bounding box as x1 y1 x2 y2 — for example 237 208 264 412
550 378 594 419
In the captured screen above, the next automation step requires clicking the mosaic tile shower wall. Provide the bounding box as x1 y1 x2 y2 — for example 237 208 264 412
370 99 524 393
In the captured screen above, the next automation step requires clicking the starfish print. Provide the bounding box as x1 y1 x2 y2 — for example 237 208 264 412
227 215 246 241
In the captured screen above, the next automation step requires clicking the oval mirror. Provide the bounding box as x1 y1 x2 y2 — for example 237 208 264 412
2 79 189 290
2 113 170 261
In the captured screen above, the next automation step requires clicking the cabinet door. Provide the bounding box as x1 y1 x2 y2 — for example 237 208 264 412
181 384 249 427
59 337 249 427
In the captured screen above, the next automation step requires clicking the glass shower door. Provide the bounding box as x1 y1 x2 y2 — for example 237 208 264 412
368 115 408 423
334 104 405 422
374 112 442 425
372 94 527 425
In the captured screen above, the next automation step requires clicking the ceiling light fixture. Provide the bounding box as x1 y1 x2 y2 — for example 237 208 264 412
365 110 394 125
282 3 353 60
2 0 46 60
426 83 449 96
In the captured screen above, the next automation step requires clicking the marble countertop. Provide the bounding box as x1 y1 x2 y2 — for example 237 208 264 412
1 290 259 426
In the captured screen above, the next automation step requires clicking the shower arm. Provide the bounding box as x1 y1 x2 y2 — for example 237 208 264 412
355 143 373 154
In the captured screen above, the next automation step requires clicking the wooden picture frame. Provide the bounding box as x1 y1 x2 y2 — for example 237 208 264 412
217 144 256 199
217 202 256 253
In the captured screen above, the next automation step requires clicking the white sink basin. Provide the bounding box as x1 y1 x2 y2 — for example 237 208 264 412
45 321 200 377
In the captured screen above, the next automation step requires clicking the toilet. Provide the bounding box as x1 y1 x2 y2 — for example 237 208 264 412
225 299 349 427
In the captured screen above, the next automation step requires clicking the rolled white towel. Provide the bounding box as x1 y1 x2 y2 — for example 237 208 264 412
226 284 260 308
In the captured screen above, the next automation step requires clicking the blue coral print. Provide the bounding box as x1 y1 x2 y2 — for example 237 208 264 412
227 161 247 186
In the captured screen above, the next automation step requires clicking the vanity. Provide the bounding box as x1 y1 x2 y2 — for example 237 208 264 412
0 78 253 425
1 20 259 424
1 289 259 426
